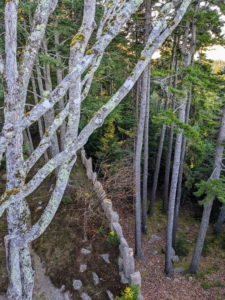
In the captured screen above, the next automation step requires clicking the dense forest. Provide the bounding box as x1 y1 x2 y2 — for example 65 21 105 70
1 0 225 299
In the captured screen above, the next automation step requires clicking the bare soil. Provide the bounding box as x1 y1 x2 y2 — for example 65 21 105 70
111 195 225 300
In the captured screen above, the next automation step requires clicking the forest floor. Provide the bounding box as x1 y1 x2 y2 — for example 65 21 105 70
111 194 225 300
0 156 125 299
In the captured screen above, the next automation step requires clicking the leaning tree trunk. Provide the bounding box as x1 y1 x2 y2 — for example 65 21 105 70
189 103 225 273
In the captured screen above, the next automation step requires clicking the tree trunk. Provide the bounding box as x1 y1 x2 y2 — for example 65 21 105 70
172 88 192 246
189 104 225 273
149 34 177 216
142 0 151 234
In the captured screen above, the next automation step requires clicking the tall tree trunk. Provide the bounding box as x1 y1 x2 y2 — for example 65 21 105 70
189 103 225 273
165 97 187 275
142 0 151 234
163 40 179 213
54 18 66 151
172 88 192 246
148 35 177 216
142 68 150 234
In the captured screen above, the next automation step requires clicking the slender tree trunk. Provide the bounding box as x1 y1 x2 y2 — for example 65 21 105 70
135 62 149 258
172 88 192 246
165 99 186 275
148 35 177 216
163 40 179 213
142 0 151 234
54 18 66 151
188 105 225 273
142 68 150 234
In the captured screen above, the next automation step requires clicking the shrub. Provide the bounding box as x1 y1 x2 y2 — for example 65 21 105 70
115 285 139 300
106 231 120 244
174 237 190 257
62 196 72 204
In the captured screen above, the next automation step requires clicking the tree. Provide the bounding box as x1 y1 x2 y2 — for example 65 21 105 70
0 0 191 298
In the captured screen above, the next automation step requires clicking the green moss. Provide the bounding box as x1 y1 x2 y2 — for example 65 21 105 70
70 33 85 47
86 49 94 55
139 56 146 61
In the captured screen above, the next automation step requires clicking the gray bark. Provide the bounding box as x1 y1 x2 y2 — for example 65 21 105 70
1 1 192 297
189 105 225 273
149 35 177 216
142 0 152 235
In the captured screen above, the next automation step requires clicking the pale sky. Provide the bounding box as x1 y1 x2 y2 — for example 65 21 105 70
205 45 225 61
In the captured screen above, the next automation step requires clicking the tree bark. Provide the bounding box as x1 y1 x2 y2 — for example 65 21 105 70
189 104 225 273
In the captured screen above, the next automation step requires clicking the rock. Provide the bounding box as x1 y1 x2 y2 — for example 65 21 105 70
64 291 71 300
36 206 42 211
102 199 112 213
79 264 87 272
152 250 158 255
174 278 180 283
149 234 161 243
119 237 129 253
81 293 92 300
92 272 99 285
138 295 144 300
188 276 193 281
1 174 7 181
174 267 185 273
60 285 65 292
106 290 114 300
171 255 179 263
129 271 141 287
166 277 171 281
38 201 43 205
100 253 110 263
73 280 82 290
81 248 91 255
162 247 175 256
112 222 123 238
122 247 135 278
119 271 129 284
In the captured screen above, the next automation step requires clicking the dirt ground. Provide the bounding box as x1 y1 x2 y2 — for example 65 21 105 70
111 196 225 300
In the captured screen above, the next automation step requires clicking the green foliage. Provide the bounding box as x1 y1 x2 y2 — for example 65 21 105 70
222 236 225 250
97 226 105 235
202 239 210 257
201 281 224 289
106 231 120 245
174 237 190 257
115 285 139 300
62 196 72 204
194 179 225 206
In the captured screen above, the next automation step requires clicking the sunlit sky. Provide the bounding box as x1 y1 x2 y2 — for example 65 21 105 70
152 45 225 61
205 45 225 61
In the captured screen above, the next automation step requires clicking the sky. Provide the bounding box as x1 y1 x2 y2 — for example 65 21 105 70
205 45 225 61
152 45 225 61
